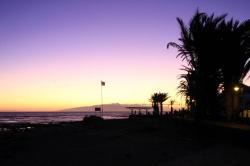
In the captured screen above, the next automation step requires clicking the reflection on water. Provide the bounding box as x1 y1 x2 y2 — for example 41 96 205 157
0 112 130 124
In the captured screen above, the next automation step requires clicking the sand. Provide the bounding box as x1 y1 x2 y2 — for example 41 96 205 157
1 118 250 166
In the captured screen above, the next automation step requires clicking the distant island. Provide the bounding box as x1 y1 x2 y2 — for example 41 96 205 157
59 103 153 112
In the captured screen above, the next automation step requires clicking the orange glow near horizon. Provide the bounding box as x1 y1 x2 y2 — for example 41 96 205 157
0 53 185 112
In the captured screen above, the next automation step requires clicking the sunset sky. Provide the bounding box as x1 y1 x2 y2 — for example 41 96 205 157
1 0 250 111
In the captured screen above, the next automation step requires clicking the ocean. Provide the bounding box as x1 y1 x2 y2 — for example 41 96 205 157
0 111 130 124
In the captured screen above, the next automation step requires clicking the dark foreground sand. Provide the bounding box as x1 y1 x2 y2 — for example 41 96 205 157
1 118 250 166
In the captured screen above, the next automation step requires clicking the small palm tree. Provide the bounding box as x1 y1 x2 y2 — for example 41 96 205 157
157 93 170 116
150 93 159 115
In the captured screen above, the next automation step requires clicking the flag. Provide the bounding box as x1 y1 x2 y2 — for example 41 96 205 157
101 81 105 86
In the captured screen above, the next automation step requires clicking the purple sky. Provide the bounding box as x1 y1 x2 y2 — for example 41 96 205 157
0 0 250 111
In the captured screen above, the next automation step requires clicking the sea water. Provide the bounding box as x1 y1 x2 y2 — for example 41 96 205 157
0 111 130 124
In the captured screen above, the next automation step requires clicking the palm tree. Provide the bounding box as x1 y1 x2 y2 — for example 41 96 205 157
157 92 170 116
177 66 197 112
150 93 159 115
168 10 225 119
219 18 250 119
168 10 250 120
150 92 170 116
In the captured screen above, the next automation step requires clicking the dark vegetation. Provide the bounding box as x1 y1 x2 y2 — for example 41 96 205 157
150 92 170 116
167 10 250 120
83 115 104 124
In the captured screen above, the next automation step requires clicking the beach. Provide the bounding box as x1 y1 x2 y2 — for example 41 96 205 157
1 118 250 166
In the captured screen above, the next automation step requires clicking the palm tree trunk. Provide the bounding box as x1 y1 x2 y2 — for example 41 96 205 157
160 102 163 116
225 83 241 121
153 102 159 116
225 90 233 120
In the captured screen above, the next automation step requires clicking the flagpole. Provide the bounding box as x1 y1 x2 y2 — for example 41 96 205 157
101 81 103 118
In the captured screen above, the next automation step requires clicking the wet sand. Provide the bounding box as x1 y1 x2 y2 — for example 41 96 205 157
1 118 250 166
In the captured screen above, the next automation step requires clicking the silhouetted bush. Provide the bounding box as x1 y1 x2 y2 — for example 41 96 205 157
83 116 104 124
